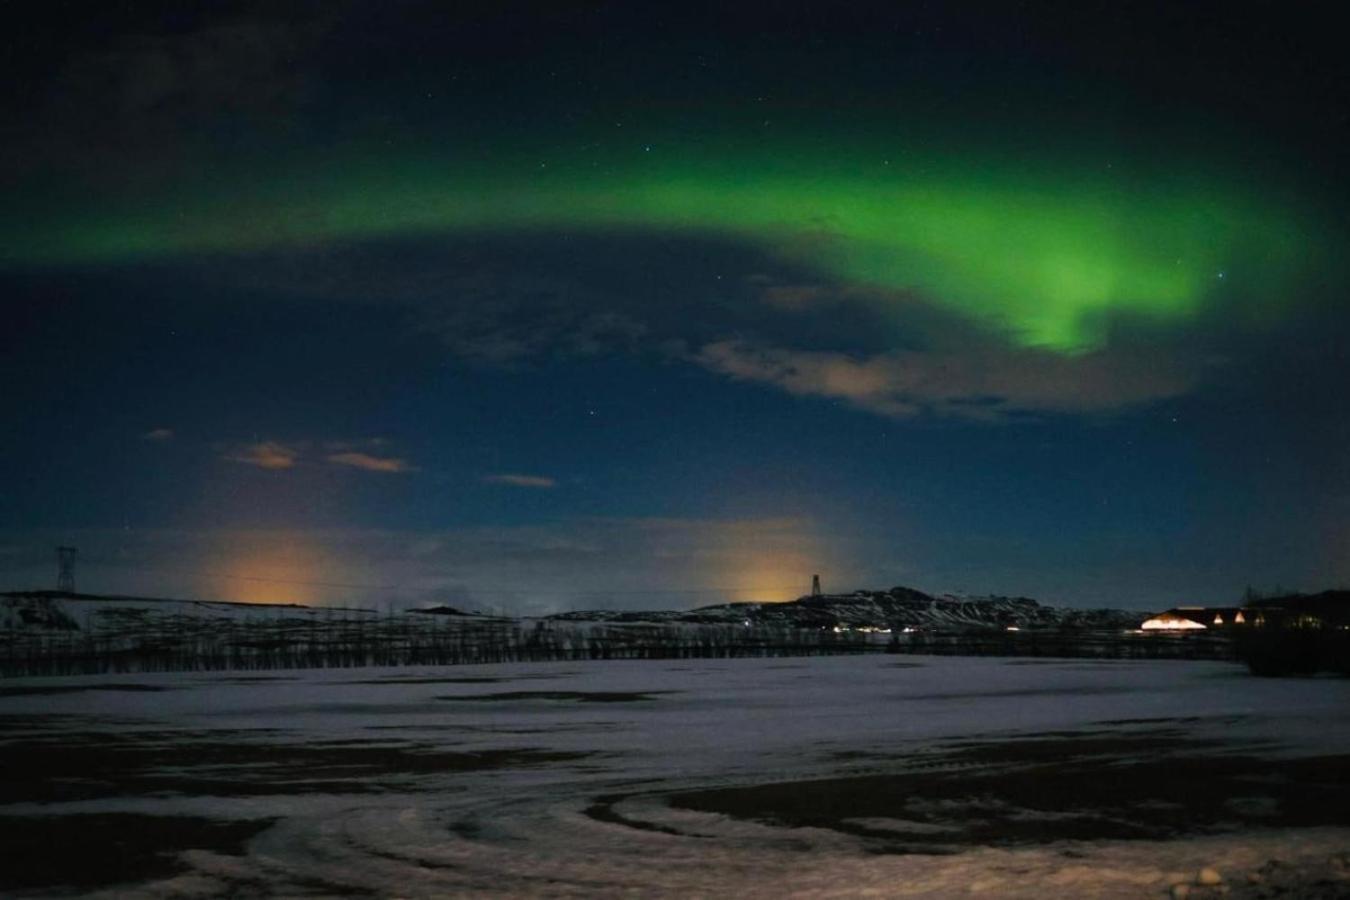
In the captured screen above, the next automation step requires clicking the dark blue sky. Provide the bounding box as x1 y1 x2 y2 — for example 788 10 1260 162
2 2 1346 611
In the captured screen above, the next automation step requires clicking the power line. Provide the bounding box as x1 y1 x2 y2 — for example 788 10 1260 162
78 559 396 591
456 586 808 596
70 556 811 596
56 546 77 593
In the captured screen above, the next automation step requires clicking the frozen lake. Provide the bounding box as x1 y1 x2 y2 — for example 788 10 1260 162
2 655 1348 897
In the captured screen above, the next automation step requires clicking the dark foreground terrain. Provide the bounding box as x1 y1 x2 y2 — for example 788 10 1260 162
1 655 1347 897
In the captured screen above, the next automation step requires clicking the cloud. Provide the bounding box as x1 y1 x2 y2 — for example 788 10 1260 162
22 13 332 185
695 339 1201 421
128 231 1218 420
142 427 174 441
224 441 301 470
416 280 649 366
221 439 416 473
483 473 557 489
327 451 417 474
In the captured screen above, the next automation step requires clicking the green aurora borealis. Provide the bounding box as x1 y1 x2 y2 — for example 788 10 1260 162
4 2 1350 611
10 133 1321 351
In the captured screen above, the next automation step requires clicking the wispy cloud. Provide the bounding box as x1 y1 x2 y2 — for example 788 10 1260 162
327 451 417 474
224 441 301 470
172 231 1217 421
142 427 174 441
422 294 648 366
695 339 1200 421
483 473 557 489
221 438 416 473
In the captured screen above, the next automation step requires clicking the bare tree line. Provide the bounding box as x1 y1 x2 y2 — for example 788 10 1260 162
1 608 883 677
1 597 1240 677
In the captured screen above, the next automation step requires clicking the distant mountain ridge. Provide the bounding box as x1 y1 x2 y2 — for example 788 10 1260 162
0 585 1203 677
548 586 1144 631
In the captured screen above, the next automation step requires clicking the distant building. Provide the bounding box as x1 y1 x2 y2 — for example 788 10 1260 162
1236 591 1350 676
1243 591 1349 630
1140 607 1243 631
1144 594 1347 636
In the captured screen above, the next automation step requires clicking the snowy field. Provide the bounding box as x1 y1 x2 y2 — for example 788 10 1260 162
2 655 1349 897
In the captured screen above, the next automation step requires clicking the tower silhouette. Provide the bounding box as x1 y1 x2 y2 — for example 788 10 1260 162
811 574 822 597
56 546 77 594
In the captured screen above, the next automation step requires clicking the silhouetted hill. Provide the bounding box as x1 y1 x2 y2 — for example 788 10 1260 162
549 586 1143 631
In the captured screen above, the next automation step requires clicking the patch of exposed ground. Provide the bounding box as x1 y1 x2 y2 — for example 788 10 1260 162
344 676 508 684
0 814 274 893
0 728 595 803
343 671 578 685
0 683 171 698
665 733 1350 851
900 685 1142 702
438 690 674 703
206 676 298 683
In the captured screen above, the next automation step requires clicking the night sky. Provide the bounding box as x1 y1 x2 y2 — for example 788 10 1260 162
2 2 1347 612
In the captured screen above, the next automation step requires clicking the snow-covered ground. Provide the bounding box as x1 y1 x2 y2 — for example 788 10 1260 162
2 655 1348 897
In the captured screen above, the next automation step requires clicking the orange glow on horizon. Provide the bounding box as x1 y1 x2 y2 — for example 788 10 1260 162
713 520 830 603
206 533 331 606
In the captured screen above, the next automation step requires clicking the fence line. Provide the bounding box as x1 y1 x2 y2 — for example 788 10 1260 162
1 596 1236 677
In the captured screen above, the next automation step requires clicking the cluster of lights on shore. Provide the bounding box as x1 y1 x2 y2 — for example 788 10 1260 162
1140 608 1248 631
